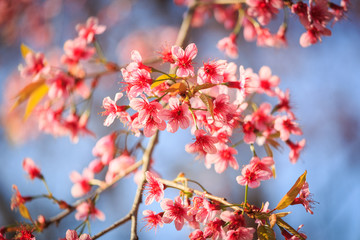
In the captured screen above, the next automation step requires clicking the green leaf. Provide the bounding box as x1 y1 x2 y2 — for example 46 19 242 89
20 43 34 58
199 94 214 119
24 83 49 119
275 170 307 210
257 225 276 240
19 204 31 220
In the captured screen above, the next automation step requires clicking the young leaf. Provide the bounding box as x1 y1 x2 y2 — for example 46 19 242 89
193 83 216 93
277 218 306 240
11 80 46 111
19 204 31 220
24 83 49 119
257 225 276 240
199 94 214 119
163 82 187 94
275 170 307 210
151 74 177 89
20 43 34 59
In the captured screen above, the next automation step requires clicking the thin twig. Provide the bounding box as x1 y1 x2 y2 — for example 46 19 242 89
91 213 132 239
91 132 159 240
159 178 242 212
45 160 144 228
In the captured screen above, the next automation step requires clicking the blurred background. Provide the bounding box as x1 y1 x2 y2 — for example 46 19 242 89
0 0 360 239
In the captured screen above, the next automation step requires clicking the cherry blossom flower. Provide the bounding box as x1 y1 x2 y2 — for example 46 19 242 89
225 227 255 240
37 106 65 137
251 103 274 131
105 153 135 183
161 196 192 231
299 27 331 47
15 225 36 240
246 0 283 26
274 88 294 118
144 171 164 205
132 114 167 137
287 139 306 164
292 0 333 47
222 62 237 82
101 93 130 127
203 217 225 239
142 210 164 232
243 18 257 42
186 129 219 155
47 71 75 100
272 24 288 48
210 94 238 127
217 33 238 59
70 168 94 198
22 158 42 180
130 96 166 137
159 45 175 64
92 132 117 165
220 211 245 231
274 115 302 141
256 27 275 47
195 199 220 224
11 185 32 210
189 229 205 240
187 196 204 216
159 98 191 133
122 68 153 99
130 96 163 123
88 159 104 174
242 118 256 144
236 156 274 188
214 5 238 30
126 50 152 72
65 230 92 240
256 66 280 96
197 60 227 84
291 182 315 214
0 232 7 240
63 112 94 143
76 17 106 43
206 144 238 173
62 38 95 65
75 201 105 221
19 52 50 80
171 43 197 77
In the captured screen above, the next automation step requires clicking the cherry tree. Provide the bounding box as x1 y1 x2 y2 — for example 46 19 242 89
0 0 350 239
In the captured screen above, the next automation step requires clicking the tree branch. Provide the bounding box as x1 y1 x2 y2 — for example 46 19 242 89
45 160 144 228
159 178 243 212
91 132 159 240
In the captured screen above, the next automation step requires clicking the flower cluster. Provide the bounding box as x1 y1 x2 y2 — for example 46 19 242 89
142 171 313 239
2 1 338 236
13 17 107 143
175 0 348 57
102 43 305 176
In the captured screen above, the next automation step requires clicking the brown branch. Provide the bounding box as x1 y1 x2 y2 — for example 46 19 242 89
45 160 144 228
92 131 159 240
159 178 243 212
175 2 197 47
